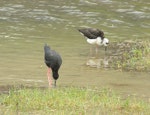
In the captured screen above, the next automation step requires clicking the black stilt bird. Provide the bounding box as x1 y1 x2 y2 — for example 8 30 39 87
44 44 62 87
78 28 109 56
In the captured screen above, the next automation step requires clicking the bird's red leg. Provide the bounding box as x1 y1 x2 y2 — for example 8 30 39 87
47 68 52 87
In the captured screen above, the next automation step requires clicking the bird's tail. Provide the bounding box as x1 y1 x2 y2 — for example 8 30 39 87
44 43 51 51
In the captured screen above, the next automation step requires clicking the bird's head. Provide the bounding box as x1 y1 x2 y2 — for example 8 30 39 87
102 38 109 51
53 71 59 80
102 38 109 46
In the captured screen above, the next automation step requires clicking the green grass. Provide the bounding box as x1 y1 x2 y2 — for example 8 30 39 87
0 86 150 115
111 40 150 72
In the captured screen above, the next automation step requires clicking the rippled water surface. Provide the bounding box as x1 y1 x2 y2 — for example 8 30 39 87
0 0 150 99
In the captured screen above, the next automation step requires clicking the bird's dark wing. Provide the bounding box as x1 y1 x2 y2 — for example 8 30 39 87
51 50 62 68
88 28 105 39
45 49 62 69
78 28 97 39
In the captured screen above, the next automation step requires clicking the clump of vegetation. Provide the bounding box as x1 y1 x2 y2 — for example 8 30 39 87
0 86 150 115
109 40 150 72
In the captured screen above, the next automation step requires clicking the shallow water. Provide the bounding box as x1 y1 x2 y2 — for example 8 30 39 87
0 0 150 99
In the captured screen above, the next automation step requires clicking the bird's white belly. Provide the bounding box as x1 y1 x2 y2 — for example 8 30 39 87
86 37 102 46
87 39 97 45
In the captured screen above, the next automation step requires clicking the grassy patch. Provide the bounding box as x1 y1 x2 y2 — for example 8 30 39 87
0 86 150 115
110 40 150 72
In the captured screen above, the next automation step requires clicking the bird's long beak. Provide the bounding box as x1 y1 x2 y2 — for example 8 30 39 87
54 80 56 87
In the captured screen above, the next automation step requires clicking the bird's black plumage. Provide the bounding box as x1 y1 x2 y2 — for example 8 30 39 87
78 28 105 40
44 44 62 86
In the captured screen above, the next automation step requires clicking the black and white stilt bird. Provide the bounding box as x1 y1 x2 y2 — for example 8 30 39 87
44 44 62 87
78 28 109 56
